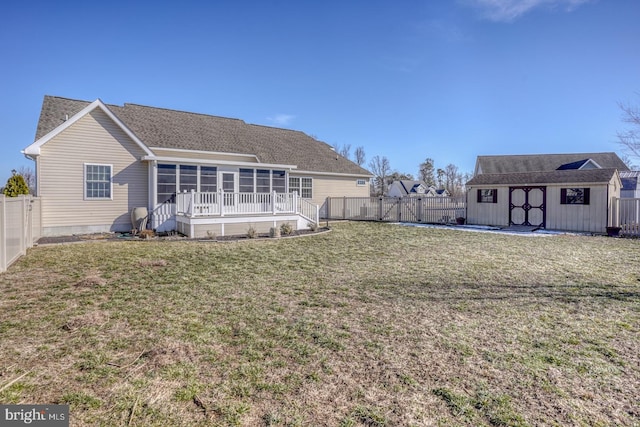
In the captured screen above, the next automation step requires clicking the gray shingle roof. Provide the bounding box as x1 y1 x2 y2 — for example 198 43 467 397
476 153 628 174
466 168 619 186
35 96 371 176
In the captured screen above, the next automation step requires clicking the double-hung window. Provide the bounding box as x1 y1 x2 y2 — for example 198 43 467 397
85 164 112 199
289 176 313 198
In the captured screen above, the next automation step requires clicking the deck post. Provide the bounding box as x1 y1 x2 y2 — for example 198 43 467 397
219 189 224 217
272 191 277 215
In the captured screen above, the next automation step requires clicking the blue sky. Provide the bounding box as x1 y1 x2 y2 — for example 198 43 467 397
1 0 639 185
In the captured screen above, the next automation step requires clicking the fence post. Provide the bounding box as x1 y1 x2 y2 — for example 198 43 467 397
378 197 383 221
342 196 346 219
417 198 422 222
21 196 27 255
326 197 330 220
0 195 6 272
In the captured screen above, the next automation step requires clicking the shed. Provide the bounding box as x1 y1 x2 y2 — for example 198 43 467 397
466 153 626 233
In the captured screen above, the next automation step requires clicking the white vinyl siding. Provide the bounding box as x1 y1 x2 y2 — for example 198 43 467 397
38 108 148 235
290 174 370 208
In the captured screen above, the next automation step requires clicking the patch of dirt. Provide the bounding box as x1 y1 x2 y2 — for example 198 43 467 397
62 310 110 331
142 343 197 368
74 274 107 287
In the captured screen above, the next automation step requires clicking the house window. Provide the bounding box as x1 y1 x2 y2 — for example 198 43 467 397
561 188 590 205
239 168 254 193
85 164 112 199
200 166 217 192
289 176 313 198
179 165 197 193
157 164 176 203
273 170 286 193
477 189 497 203
357 179 367 186
256 169 270 193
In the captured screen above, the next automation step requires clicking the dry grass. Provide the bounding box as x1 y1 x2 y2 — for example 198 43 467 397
0 222 638 426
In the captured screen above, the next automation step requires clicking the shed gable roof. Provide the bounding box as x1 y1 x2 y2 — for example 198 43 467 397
475 153 628 175
466 168 619 186
30 96 371 176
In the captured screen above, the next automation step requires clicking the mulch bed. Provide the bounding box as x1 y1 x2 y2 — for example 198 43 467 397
37 227 329 245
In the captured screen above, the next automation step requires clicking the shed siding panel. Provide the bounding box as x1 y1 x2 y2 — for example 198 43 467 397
466 187 509 226
39 109 148 235
546 185 608 233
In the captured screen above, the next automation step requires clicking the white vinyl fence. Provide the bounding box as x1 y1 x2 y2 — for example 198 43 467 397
611 197 640 237
324 196 466 223
0 195 41 273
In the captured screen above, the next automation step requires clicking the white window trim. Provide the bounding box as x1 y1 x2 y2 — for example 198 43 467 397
356 179 367 186
84 163 113 200
289 176 313 199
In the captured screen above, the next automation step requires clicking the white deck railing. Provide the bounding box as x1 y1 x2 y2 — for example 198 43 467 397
175 191 318 224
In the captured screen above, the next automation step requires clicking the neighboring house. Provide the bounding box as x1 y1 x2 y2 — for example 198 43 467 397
22 96 372 237
620 171 640 198
466 153 628 233
387 180 450 198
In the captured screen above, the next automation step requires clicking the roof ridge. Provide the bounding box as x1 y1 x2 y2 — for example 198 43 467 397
122 103 247 123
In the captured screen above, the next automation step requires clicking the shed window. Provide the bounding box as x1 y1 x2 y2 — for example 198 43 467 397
85 164 112 199
477 189 497 203
561 188 590 205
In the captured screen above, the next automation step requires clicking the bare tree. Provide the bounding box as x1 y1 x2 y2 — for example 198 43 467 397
418 158 436 186
617 98 640 164
368 155 391 196
354 146 366 166
339 144 351 160
333 143 352 160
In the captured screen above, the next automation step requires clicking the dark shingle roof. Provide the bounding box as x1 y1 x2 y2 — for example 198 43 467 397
466 168 619 186
476 153 628 174
35 96 371 176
